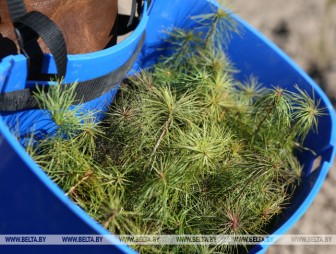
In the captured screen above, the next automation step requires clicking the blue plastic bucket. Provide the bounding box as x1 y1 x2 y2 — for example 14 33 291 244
0 0 335 253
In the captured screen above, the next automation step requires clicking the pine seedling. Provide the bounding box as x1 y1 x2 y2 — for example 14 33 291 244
102 89 143 165
174 122 232 176
203 70 237 121
211 196 259 254
72 112 105 156
98 190 140 234
34 81 81 136
161 28 204 67
252 86 293 143
236 76 265 105
28 81 116 219
34 80 105 155
253 184 290 228
164 206 196 235
289 85 326 142
137 85 204 170
137 157 191 224
195 45 237 76
20 3 328 253
192 2 240 48
96 160 132 197
103 63 322 254
141 84 203 129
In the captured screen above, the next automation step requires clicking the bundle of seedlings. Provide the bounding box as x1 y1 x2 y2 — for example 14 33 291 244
22 2 325 254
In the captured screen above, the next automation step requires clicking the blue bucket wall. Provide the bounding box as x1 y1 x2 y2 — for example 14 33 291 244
0 1 335 254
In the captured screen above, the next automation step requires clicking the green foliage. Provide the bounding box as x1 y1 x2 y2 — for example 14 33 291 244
22 2 326 254
192 2 240 48
290 85 326 141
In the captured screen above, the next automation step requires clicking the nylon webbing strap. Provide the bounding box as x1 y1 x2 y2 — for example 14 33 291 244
15 11 67 78
0 33 146 112
6 0 67 78
5 0 26 21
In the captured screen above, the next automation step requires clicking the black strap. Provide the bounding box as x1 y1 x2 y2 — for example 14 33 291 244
5 0 26 21
0 33 145 112
15 11 68 78
6 0 68 79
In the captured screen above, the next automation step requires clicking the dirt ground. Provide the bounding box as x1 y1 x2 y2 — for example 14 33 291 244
120 1 336 253
230 1 336 253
